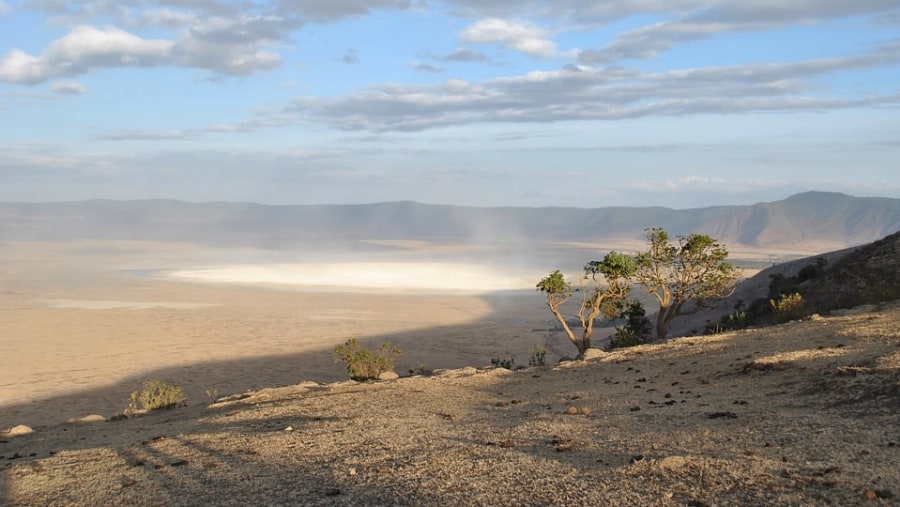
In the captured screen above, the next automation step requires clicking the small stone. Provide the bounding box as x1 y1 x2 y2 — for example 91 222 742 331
121 476 136 487
67 414 106 424
5 425 33 437
108 414 129 422
565 407 579 415
580 407 591 416
324 488 341 497
284 425 294 432
581 349 606 361
348 467 357 476
707 411 738 420
378 371 399 381
862 490 878 500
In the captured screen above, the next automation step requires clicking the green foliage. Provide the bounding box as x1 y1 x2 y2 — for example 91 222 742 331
333 338 402 381
407 363 430 376
536 269 572 297
128 380 186 412
528 344 547 366
706 309 749 335
607 299 654 350
770 292 812 322
634 227 739 339
491 356 516 369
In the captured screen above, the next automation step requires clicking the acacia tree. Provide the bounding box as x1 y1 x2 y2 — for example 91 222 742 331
634 227 740 340
537 252 636 357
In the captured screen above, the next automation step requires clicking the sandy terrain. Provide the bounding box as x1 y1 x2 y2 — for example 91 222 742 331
0 240 556 430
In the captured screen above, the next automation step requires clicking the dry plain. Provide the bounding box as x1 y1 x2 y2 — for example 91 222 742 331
0 240 558 429
1 239 898 506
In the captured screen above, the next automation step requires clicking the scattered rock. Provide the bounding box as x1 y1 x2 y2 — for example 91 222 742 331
582 349 606 361
67 414 106 424
580 407 591 416
630 407 641 412
107 414 129 422
348 467 357 476
120 476 136 487
658 456 689 471
551 438 574 452
284 425 294 432
707 411 738 420
324 488 341 497
378 371 399 381
565 406 579 415
629 454 644 464
170 459 189 467
4 425 33 437
432 367 477 377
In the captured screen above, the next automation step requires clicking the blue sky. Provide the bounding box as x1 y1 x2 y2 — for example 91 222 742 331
1 0 899 208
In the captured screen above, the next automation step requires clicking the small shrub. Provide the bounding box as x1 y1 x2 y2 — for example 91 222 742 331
333 338 402 381
528 345 547 367
770 292 812 322
128 380 186 412
407 363 430 376
491 356 515 369
607 299 653 350
705 309 749 335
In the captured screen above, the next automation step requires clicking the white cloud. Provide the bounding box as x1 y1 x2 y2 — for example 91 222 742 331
275 40 900 132
50 80 88 94
0 1 11 17
581 0 900 62
0 25 172 85
460 18 558 58
0 16 293 85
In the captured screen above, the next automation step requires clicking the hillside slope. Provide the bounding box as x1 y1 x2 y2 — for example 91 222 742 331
2 303 897 506
2 192 898 253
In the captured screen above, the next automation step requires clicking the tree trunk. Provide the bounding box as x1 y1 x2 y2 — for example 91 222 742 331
656 305 670 340
579 329 592 357
550 308 581 355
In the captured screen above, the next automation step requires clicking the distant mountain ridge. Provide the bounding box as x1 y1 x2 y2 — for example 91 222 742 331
1 192 898 254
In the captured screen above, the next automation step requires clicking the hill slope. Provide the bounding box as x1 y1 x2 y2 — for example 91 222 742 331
1 192 898 253
2 303 897 506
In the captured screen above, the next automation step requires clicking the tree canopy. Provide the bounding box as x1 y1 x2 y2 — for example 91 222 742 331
537 252 636 357
634 227 740 340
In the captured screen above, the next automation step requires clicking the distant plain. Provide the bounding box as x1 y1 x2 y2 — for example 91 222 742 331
0 230 863 429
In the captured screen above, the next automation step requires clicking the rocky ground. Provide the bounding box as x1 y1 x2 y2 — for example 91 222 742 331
2 303 898 506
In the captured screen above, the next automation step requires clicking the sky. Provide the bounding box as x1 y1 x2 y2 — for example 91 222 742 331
1 0 899 209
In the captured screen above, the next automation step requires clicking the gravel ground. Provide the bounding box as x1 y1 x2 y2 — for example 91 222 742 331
3 303 898 506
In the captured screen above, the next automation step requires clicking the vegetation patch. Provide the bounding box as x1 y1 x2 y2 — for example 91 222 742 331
333 338 402 381
128 380 187 412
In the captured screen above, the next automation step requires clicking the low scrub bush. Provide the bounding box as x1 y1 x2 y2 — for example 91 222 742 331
770 292 813 322
705 304 749 335
607 299 654 350
128 380 186 412
528 345 547 367
491 356 515 369
333 338 402 381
